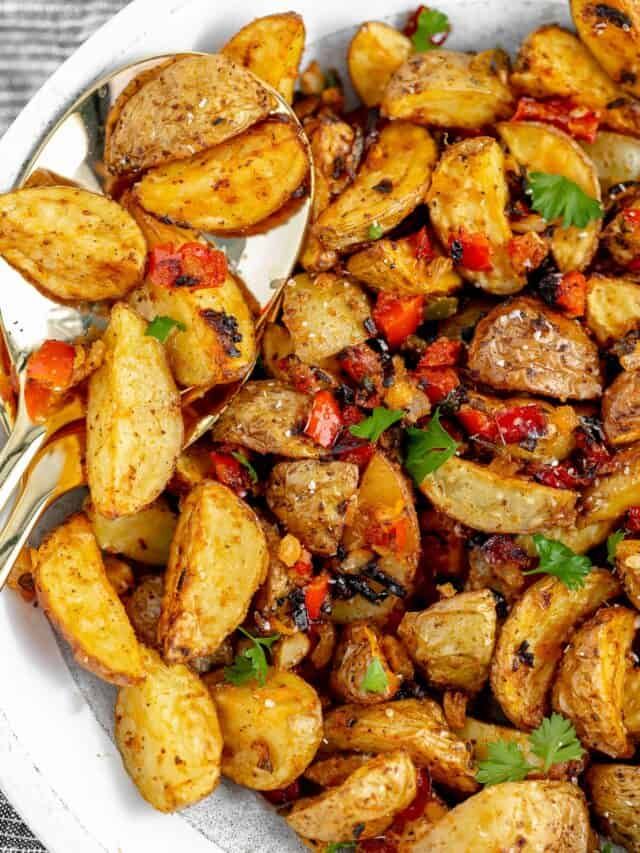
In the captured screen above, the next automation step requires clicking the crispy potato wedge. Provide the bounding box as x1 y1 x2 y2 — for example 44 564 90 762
158 481 268 662
34 514 143 685
272 631 311 670
0 187 146 301
211 668 322 790
222 13 305 104
87 498 177 565
418 456 577 534
585 274 640 345
314 122 437 251
588 764 640 852
615 538 640 608
552 605 635 757
135 119 309 233
497 121 602 272
125 574 164 649
348 22 412 107
86 304 183 518
266 460 359 556
583 443 640 521
603 369 640 445
398 590 497 693
287 752 417 842
582 131 640 190
415 780 590 852
490 570 622 730
282 273 371 364
624 666 640 737
468 297 602 400
381 50 514 128
517 518 615 557
330 622 400 704
427 137 523 295
323 699 478 793
304 753 374 787
105 54 276 173
115 646 222 812
459 716 536 762
104 556 135 598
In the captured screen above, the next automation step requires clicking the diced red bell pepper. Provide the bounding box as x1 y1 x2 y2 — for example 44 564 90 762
304 574 330 620
335 440 376 468
449 230 493 272
342 404 365 427
575 426 611 468
532 461 590 489
409 226 435 262
512 96 600 143
262 780 301 805
414 366 460 404
304 390 343 448
483 534 532 569
457 405 499 441
292 550 313 579
624 208 640 227
372 293 424 349
495 404 547 444
416 337 463 369
24 380 54 421
27 340 75 389
209 451 251 497
366 515 409 555
555 271 587 318
507 232 548 275
404 4 426 35
626 506 640 532
628 257 640 271
148 242 227 289
339 344 383 384
359 840 398 853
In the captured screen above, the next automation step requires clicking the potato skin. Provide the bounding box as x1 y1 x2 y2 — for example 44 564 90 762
583 443 640 522
158 481 268 663
125 575 164 649
211 669 322 790
330 622 400 704
585 275 640 345
348 22 412 107
582 131 640 191
398 590 497 693
87 498 177 565
603 369 640 445
587 764 640 852
615 538 640 609
266 460 359 556
490 570 622 730
115 646 222 812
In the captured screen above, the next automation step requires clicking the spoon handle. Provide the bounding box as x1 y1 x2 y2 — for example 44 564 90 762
0 387 47 514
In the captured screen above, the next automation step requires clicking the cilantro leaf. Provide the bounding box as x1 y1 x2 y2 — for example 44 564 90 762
231 450 258 484
404 408 460 484
475 740 533 786
528 712 585 772
412 7 450 52
607 529 626 565
326 844 356 853
523 534 593 590
349 407 404 442
224 628 279 686
361 658 389 694
600 842 613 853
145 315 186 343
526 172 603 229
368 221 384 240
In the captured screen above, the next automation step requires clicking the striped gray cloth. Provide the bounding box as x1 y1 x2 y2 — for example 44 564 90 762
1 2 128 848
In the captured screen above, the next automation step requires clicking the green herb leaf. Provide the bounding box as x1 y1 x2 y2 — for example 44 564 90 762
326 844 356 853
404 408 460 484
523 534 593 590
412 7 450 52
231 450 258 484
349 407 404 442
361 658 389 694
607 529 626 565
526 172 603 229
475 740 533 786
145 315 186 343
528 712 585 772
324 68 340 90
368 221 384 240
600 842 613 853
223 628 279 686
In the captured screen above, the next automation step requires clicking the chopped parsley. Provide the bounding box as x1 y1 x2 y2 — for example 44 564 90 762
349 407 404 442
523 534 593 590
526 172 603 229
404 407 459 484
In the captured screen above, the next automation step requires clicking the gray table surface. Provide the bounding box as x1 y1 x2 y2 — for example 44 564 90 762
0 3 128 849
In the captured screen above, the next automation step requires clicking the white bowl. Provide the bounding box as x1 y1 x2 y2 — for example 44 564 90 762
0 1 571 850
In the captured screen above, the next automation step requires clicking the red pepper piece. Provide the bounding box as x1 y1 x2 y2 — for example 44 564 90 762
404 4 427 35
335 440 376 468
359 840 398 853
457 405 499 441
148 242 227 289
416 337 463 368
209 451 251 497
507 232 548 275
24 380 54 421
449 230 493 272
494 404 547 444
366 516 409 555
627 506 640 532
624 208 640 226
304 390 343 448
533 461 591 489
575 426 611 469
414 366 460 404
628 257 640 271
409 226 435 262
372 293 424 349
27 340 75 389
261 780 301 805
512 97 601 143
304 574 330 620
555 271 587 318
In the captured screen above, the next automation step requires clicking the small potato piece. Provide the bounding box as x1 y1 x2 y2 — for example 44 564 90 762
105 54 276 173
552 605 635 757
158 481 268 663
459 717 537 763
623 666 640 736
490 570 622 730
0 187 145 301
104 556 135 597
468 297 602 401
415 780 590 852
115 646 221 812
615 538 640 608
211 669 322 790
381 50 514 129
87 304 183 518
323 699 478 793
518 519 615 557
582 131 640 190
348 22 412 107
588 764 640 852
287 752 417 842
125 575 164 649
603 196 640 266
87 498 177 565
398 590 497 693
222 13 305 104
330 622 400 704
272 632 311 670
304 753 373 787
583 443 640 522
35 514 143 685
282 273 371 364
314 122 437 251
136 119 308 233
266 460 359 556
427 137 523 295
586 274 640 344
418 456 577 534
603 369 640 445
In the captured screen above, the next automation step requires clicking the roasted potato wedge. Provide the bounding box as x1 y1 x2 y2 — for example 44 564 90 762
491 570 622 730
588 764 640 852
585 274 640 345
135 119 309 233
287 752 417 842
34 514 143 685
415 780 590 852
125 574 164 649
603 369 640 445
105 54 276 173
623 666 640 737
304 753 374 788
158 481 268 662
583 443 640 521
115 646 222 812
552 605 635 757
348 22 412 107
87 498 177 565
0 187 146 301
314 122 437 251
398 590 497 693
265 460 359 556
427 137 524 295
222 13 305 104
86 304 183 518
497 121 602 272
104 556 135 598
330 622 400 704
381 50 514 128
459 716 536 762
603 195 640 266
582 131 640 190
324 698 478 793
615 538 640 608
211 669 322 790
518 518 615 557
468 297 602 400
